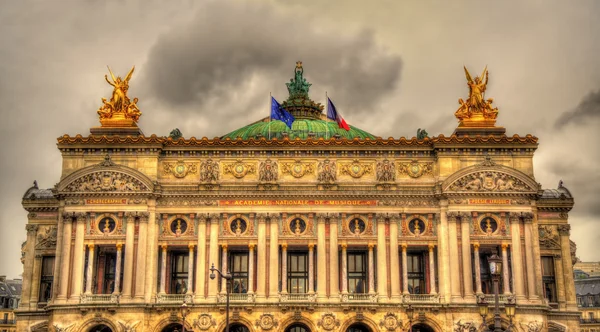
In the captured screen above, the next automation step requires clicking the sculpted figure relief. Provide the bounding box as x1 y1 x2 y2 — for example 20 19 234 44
259 159 279 183
118 321 140 332
376 159 396 182
200 159 220 183
317 159 337 183
454 320 477 332
66 171 144 192
449 171 530 192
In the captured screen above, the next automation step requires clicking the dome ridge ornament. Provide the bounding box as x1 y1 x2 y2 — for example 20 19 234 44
281 61 324 119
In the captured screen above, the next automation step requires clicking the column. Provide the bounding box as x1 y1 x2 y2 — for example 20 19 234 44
84 244 95 295
69 213 86 302
341 244 348 294
29 255 42 308
329 216 339 298
20 224 38 308
195 215 207 300
401 243 408 294
509 213 525 300
460 213 474 299
531 209 544 297
428 244 437 294
159 245 167 294
248 244 255 294
438 207 451 303
558 225 577 309
114 244 123 294
208 214 220 299
501 244 511 295
389 215 401 300
280 244 288 294
523 214 537 300
187 244 194 294
255 214 267 299
51 205 65 302
447 212 462 301
134 213 148 300
376 215 388 299
317 215 327 299
144 205 158 302
554 255 566 308
122 213 135 299
269 217 279 298
57 216 72 302
368 244 376 294
221 244 228 293
473 243 482 295
306 244 314 293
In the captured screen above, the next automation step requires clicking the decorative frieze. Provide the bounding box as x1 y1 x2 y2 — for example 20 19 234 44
398 160 433 178
223 160 256 179
281 160 314 178
64 171 146 192
157 198 217 206
376 159 396 182
339 159 373 178
163 160 198 178
448 171 532 192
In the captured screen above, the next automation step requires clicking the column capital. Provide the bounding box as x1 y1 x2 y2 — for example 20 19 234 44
522 212 534 223
62 212 73 221
221 244 228 250
87 243 95 250
281 243 288 250
446 212 458 223
459 212 471 221
375 213 386 223
256 213 269 223
509 212 521 222
340 243 347 249
248 243 255 250
473 242 480 250
188 244 195 250
75 212 87 223
26 224 38 235
161 244 168 251
138 212 150 223
401 243 407 251
557 224 570 236
428 244 435 251
116 243 123 250
501 243 509 250
308 244 315 250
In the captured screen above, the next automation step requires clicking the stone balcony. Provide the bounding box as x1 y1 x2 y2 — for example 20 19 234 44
80 293 120 304
279 293 317 303
156 293 193 304
340 293 378 303
218 293 256 303
402 293 441 304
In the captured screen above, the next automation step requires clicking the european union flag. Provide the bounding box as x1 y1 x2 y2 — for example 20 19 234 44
271 97 295 129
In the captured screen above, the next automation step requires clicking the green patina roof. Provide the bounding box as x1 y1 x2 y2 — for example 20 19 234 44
221 118 376 140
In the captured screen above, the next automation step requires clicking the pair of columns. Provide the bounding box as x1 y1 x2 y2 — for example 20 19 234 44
83 243 123 295
159 244 195 294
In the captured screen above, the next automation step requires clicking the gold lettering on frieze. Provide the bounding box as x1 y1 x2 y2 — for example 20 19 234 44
467 199 511 205
219 200 377 206
85 198 127 205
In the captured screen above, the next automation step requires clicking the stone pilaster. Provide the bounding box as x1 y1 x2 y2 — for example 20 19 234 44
114 243 122 294
195 214 207 300
208 213 220 300
558 224 577 309
523 213 537 300
159 244 167 294
438 207 451 303
460 213 474 300
84 244 95 295
255 214 267 300
501 244 511 295
329 215 339 299
269 216 280 299
376 214 388 300
389 214 401 301
69 213 86 302
447 212 462 301
144 204 158 302
280 244 288 294
51 205 65 302
20 224 38 308
368 243 375 295
134 212 148 300
509 212 525 300
29 254 42 309
341 243 348 294
187 244 194 295
122 212 135 299
221 244 228 294
401 243 408 294
57 215 72 303
473 243 482 295
308 244 315 294
248 244 255 294
429 244 437 295
317 215 327 299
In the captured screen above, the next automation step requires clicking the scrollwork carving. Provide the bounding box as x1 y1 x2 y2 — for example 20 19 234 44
398 160 433 178
163 160 198 178
379 313 401 331
340 159 373 178
281 160 314 178
193 314 216 331
317 313 340 331
223 160 256 179
255 313 278 330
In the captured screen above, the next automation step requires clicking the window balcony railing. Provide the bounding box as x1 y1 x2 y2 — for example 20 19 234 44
279 293 317 303
340 293 378 303
80 293 120 304
156 293 193 304
580 318 598 324
403 293 441 304
218 293 256 303
483 294 509 304
0 319 17 324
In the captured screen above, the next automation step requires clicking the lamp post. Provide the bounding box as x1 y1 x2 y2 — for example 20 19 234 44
488 254 503 332
406 305 414 332
210 262 232 332
180 302 190 332
478 296 489 331
504 299 516 332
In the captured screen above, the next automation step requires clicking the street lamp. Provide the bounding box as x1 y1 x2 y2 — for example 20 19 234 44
478 297 489 330
180 302 190 332
406 305 414 332
504 300 516 332
210 262 232 332
488 253 503 332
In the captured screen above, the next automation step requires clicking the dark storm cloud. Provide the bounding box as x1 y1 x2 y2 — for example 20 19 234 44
555 89 600 128
141 1 402 119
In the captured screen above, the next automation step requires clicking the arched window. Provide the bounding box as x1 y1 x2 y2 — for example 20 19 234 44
411 323 435 332
347 323 370 332
228 324 250 332
89 325 113 332
161 323 183 332
286 323 310 332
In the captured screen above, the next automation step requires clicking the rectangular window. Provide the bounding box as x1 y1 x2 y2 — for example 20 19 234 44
170 252 189 294
407 253 425 294
348 252 367 294
541 256 557 303
229 252 249 293
102 252 117 294
38 256 55 303
287 252 308 293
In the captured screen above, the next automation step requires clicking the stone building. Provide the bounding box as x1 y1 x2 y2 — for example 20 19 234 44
17 63 580 331
0 276 21 332
576 276 600 332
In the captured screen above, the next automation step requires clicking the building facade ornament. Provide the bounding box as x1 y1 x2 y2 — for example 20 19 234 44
379 312 401 331
398 160 433 178
258 159 279 183
223 160 256 179
453 320 477 332
26 224 38 235
117 321 140 332
557 224 570 236
193 314 216 330
198 159 220 183
53 323 75 332
35 226 57 249
448 171 531 192
317 159 337 184
340 159 373 178
376 159 396 182
163 160 198 178
538 225 560 249
255 313 278 330
317 313 340 331
64 171 145 192
521 320 543 332
281 160 315 178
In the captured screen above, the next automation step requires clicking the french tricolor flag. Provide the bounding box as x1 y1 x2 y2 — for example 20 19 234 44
327 97 350 131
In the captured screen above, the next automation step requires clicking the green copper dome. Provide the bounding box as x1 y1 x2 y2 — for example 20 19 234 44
221 118 376 140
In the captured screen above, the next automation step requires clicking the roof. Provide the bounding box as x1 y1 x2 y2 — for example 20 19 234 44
221 118 376 140
576 277 600 296
541 180 573 199
22 181 54 200
0 278 21 298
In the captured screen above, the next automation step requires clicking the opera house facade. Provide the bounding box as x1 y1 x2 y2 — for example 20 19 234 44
17 63 580 331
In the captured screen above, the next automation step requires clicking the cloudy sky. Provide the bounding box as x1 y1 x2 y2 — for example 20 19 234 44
0 0 599 278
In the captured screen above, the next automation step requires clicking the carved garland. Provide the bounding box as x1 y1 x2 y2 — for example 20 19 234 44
398 160 433 178
339 159 373 178
223 160 256 179
281 160 315 178
163 160 198 178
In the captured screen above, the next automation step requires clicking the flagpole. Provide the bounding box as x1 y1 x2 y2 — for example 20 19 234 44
269 92 272 140
325 91 329 140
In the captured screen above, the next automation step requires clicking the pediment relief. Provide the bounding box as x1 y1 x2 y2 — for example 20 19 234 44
57 155 153 193
442 158 538 193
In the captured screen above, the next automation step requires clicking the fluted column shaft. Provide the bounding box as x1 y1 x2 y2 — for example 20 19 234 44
429 244 437 294
389 217 400 300
438 207 451 303
559 225 577 309
329 218 339 297
341 244 348 294
248 244 255 294
21 225 38 307
144 206 158 302
57 218 72 302
70 215 86 301
509 213 525 299
29 255 42 307
554 255 566 308
523 216 536 299
269 218 279 298
256 216 267 298
317 217 327 298
114 244 122 294
281 244 288 294
447 213 461 300
368 244 375 294
85 244 95 295
187 244 194 294
159 245 167 294
208 215 220 299
134 215 148 299
122 214 135 299
460 214 473 299
221 245 228 293
376 216 388 298
501 244 511 294
308 244 315 293
52 207 65 302
401 244 408 294
473 243 482 294
195 217 207 299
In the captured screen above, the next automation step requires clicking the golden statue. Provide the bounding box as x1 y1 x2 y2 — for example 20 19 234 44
97 66 142 127
455 66 498 127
